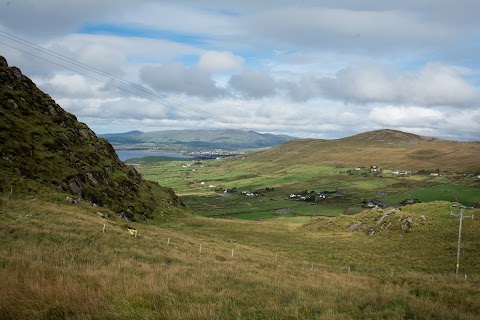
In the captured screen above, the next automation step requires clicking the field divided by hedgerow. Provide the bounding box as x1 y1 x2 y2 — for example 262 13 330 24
137 158 480 220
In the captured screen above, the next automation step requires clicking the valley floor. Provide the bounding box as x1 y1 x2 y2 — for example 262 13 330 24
137 158 480 221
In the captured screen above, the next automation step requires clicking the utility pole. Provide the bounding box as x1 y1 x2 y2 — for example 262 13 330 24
450 204 474 280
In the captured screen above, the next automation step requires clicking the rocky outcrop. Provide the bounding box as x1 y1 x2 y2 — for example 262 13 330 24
0 56 7 67
343 208 425 235
0 56 184 219
347 221 365 232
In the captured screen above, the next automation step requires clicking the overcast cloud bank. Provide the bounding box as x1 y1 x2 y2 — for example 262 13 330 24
1 0 479 140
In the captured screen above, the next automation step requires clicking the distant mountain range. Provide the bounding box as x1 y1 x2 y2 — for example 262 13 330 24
243 129 480 172
100 129 296 150
101 128 480 172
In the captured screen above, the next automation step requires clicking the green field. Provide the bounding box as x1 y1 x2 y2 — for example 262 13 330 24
385 184 480 205
136 158 480 220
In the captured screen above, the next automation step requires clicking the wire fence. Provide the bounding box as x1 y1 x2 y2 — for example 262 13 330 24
116 225 480 285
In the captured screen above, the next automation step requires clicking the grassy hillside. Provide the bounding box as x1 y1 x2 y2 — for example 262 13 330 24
1 193 479 319
0 56 186 219
245 129 480 172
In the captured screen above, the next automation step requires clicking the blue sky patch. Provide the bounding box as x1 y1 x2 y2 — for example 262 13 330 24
77 23 207 46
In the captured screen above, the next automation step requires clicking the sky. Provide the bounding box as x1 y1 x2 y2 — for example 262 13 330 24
1 0 479 141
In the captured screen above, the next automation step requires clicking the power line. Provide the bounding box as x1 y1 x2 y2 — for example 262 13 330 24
0 32 247 131
0 30 250 132
0 30 246 130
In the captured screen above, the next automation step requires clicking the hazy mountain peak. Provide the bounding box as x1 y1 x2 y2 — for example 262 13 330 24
346 129 438 143
101 129 296 150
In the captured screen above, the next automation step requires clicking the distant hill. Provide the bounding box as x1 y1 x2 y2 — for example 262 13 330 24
0 56 186 220
243 129 480 172
99 130 144 143
100 129 296 150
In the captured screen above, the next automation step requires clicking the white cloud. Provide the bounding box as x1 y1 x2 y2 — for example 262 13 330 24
1 33 203 81
368 106 444 127
50 33 201 68
59 97 170 121
33 74 105 99
395 64 479 107
229 69 277 98
114 2 242 38
140 63 224 98
284 63 480 107
198 51 244 71
331 67 396 103
245 7 452 52
253 102 304 123
0 0 132 37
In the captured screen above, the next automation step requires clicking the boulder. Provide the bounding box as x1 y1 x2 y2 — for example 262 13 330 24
347 221 365 232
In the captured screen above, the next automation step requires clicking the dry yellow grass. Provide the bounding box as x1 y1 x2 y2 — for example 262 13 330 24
1 196 479 319
245 130 480 172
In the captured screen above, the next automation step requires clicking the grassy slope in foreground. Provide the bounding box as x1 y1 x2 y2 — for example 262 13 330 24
1 193 479 319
